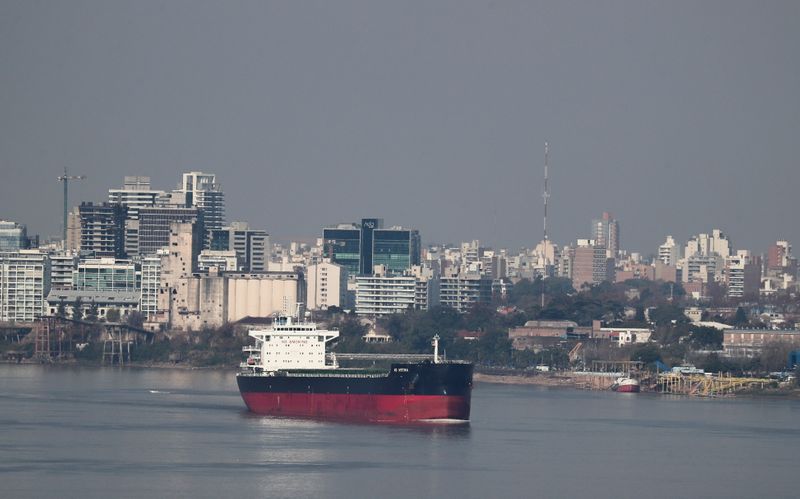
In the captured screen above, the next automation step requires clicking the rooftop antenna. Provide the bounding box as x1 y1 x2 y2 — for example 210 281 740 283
57 167 86 244
541 142 550 309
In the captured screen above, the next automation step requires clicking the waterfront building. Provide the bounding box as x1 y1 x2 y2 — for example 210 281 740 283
323 218 420 275
73 258 139 292
306 260 347 310
78 202 127 258
154 223 301 330
139 253 163 320
0 221 28 251
46 290 140 321
209 222 269 272
0 250 51 322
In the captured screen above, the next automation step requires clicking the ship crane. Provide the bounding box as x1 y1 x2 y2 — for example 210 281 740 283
57 168 86 244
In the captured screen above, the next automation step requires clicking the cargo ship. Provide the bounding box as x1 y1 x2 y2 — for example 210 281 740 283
236 316 473 423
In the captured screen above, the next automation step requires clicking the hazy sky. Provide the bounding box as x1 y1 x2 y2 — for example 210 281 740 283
1 1 798 255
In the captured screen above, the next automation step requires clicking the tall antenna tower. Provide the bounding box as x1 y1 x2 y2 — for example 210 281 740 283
543 141 549 243
541 142 550 309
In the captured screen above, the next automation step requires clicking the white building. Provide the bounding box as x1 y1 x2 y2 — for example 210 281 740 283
0 250 51 322
198 250 239 272
108 176 168 218
46 290 140 321
140 252 163 319
658 235 680 266
685 229 731 259
49 252 79 290
439 271 493 313
306 260 347 310
176 171 225 233
725 251 760 298
355 265 416 317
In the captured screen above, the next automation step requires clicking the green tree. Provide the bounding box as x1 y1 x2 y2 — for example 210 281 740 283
73 297 83 320
105 308 121 323
734 307 748 327
687 326 723 350
85 301 99 322
56 300 67 318
630 343 661 364
126 311 145 329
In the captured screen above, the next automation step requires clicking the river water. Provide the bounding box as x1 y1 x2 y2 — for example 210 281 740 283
1 364 798 498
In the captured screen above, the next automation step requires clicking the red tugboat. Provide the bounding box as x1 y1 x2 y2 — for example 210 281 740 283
236 316 473 423
611 377 641 393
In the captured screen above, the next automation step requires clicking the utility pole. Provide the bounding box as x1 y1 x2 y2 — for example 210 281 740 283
57 168 86 244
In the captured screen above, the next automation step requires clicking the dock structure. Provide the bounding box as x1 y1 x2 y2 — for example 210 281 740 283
590 360 644 373
33 317 71 361
657 373 772 396
101 323 155 365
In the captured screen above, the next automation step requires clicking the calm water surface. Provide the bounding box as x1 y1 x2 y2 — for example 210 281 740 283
1 364 798 498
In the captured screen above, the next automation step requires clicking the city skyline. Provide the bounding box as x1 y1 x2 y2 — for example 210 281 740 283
1 1 799 253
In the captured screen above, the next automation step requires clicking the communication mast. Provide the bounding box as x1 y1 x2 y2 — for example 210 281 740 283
541 142 550 309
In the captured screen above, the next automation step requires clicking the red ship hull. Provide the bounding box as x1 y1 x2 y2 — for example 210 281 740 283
240 392 471 423
614 383 640 393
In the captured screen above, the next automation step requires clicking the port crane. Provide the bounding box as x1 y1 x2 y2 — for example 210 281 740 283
57 168 86 243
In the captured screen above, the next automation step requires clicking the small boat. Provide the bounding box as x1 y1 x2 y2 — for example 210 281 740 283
611 377 640 393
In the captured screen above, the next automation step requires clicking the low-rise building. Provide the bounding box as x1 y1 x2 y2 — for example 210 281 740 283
46 290 140 320
723 328 800 357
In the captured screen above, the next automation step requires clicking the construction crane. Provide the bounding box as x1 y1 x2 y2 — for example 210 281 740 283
57 168 86 243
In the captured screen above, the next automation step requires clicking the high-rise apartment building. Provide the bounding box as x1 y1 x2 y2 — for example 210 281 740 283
137 206 203 258
685 229 731 259
0 250 51 322
306 260 347 310
438 271 492 313
108 176 168 219
209 222 269 272
139 253 163 320
725 251 761 298
78 202 128 258
571 239 614 289
658 235 680 266
355 266 417 316
175 172 225 234
591 212 620 256
49 252 79 290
